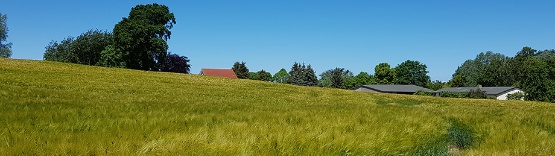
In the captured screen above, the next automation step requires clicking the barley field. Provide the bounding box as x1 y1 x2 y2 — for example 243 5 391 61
1 58 555 155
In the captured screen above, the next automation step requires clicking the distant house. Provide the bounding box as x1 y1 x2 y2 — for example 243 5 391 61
354 85 433 94
200 68 238 79
436 86 524 100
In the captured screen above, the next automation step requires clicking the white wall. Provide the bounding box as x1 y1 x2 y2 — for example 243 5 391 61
497 89 524 100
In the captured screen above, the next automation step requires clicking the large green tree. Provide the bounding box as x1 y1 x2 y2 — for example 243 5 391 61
257 69 272 81
44 30 112 65
0 13 12 58
289 62 318 86
374 63 395 84
273 68 290 83
393 60 430 87
452 51 511 87
112 3 176 70
232 61 249 79
351 72 375 87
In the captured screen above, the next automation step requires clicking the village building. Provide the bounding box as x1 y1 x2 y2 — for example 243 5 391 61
200 68 238 79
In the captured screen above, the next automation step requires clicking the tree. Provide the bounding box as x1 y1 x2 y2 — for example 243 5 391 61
331 68 345 88
303 64 318 86
393 60 430 87
0 13 12 58
43 37 77 62
449 75 465 87
318 68 355 89
43 30 112 66
257 69 272 81
289 62 317 86
161 52 190 74
113 3 176 70
249 72 259 80
374 63 395 84
426 80 446 91
273 68 290 83
72 30 112 65
289 62 304 85
454 51 512 87
351 72 375 87
232 61 249 79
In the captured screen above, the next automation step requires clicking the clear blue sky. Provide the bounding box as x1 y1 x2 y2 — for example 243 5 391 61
2 0 554 81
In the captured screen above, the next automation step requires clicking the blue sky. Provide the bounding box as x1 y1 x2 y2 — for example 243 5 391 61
2 0 554 81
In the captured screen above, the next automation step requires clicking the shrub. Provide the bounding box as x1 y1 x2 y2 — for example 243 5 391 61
507 92 525 100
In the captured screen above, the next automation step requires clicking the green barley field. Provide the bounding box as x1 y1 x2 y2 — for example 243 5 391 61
1 58 555 155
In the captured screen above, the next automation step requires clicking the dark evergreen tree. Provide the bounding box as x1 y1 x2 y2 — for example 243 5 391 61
303 64 318 86
232 61 249 79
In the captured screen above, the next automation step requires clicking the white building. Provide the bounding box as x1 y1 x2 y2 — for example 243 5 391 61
436 86 524 100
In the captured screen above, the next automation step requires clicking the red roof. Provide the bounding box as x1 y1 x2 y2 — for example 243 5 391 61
200 68 238 79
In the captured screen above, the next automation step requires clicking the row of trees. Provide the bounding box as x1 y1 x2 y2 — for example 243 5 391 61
231 60 435 89
42 4 191 74
449 47 555 102
0 13 11 58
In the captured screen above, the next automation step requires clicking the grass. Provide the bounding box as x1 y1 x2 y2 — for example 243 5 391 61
1 58 555 155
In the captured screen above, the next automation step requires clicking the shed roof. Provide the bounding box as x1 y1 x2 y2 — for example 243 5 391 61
357 85 433 93
436 87 519 96
200 68 238 79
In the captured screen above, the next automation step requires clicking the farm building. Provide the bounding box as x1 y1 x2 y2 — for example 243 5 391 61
436 86 524 100
200 68 238 79
354 84 433 94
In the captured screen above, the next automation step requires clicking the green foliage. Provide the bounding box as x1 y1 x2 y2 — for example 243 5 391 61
374 63 395 84
249 72 259 80
507 92 525 100
97 45 125 68
289 62 318 86
112 3 176 70
449 75 465 87
273 68 290 83
0 13 12 58
426 80 446 91
439 92 468 98
318 68 355 89
43 38 77 63
466 89 487 99
248 70 271 81
352 72 375 87
232 61 249 79
393 60 430 87
257 69 272 81
453 52 511 87
43 29 112 65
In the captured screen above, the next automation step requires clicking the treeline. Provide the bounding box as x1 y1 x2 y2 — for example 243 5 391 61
42 4 191 74
231 60 435 89
449 47 555 102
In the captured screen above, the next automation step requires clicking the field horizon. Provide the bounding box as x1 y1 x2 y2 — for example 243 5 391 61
1 58 555 155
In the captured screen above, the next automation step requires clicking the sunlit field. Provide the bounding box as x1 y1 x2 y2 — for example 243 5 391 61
1 58 555 155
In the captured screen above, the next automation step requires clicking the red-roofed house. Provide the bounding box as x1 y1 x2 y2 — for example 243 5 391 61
200 68 238 79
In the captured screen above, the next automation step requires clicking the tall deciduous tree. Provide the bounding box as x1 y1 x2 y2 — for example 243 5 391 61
43 30 112 66
257 69 272 81
0 13 12 58
273 68 290 83
161 52 190 74
393 60 430 87
112 3 176 70
232 61 249 79
374 63 395 84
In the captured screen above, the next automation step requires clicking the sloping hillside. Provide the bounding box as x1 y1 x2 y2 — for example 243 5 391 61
1 58 555 155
